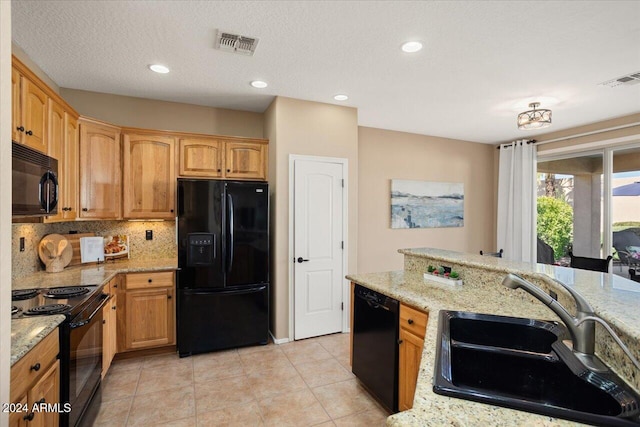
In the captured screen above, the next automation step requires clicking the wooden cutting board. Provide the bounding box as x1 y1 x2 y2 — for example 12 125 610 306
60 233 96 266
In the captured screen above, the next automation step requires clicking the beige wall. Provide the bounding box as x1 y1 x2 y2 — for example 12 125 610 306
60 88 264 139
12 42 60 94
267 97 358 340
358 127 496 273
536 113 640 153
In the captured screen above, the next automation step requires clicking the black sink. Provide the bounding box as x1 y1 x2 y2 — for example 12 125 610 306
434 311 640 426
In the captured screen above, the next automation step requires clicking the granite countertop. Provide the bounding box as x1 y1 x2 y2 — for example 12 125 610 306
11 315 65 366
11 257 177 366
12 257 178 290
348 248 640 426
347 269 585 426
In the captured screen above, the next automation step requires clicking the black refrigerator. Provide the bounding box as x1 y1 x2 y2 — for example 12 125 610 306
176 179 269 357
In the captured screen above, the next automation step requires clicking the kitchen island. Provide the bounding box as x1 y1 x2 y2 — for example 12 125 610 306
347 248 640 426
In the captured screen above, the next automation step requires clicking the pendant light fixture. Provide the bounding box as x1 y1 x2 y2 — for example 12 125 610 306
517 102 552 130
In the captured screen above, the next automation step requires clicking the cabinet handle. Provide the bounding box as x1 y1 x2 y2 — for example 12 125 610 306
170 209 174 213
398 339 403 345
36 398 45 405
114 284 118 288
217 169 221 172
227 169 230 172
408 319 414 325
23 413 35 421
25 130 33 136
16 126 24 132
167 295 172 299
148 279 153 283
102 319 106 324
30 362 41 372
112 305 116 310
82 208 88 212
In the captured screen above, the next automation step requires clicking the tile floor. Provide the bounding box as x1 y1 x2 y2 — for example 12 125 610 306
93 333 391 426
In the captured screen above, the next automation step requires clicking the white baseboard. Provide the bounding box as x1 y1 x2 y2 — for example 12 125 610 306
269 331 291 345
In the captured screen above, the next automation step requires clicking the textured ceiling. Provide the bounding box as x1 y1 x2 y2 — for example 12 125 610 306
11 1 640 144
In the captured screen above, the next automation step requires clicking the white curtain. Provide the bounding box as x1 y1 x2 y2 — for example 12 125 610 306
497 140 536 262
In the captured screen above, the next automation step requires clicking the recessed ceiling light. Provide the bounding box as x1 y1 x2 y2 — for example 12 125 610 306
334 94 349 101
251 80 268 88
149 64 170 74
401 41 423 53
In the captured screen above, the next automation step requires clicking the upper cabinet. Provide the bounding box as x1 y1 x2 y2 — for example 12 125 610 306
178 138 223 178
225 140 268 180
79 119 122 219
45 100 79 223
178 137 268 181
122 133 176 219
12 66 49 153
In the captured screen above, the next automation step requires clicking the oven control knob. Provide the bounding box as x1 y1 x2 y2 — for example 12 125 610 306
30 363 41 372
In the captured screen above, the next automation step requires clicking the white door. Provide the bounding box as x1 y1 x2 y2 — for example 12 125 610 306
293 159 344 340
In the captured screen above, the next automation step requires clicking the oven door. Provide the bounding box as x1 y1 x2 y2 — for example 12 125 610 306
68 294 108 427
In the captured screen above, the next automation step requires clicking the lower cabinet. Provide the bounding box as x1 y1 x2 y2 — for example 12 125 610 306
398 303 428 411
117 271 175 352
10 329 60 427
102 275 119 378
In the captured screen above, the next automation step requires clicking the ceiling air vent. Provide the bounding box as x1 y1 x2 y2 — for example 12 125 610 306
599 71 640 88
215 30 259 56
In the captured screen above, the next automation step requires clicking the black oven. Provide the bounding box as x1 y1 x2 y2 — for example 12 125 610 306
12 141 58 217
61 293 108 427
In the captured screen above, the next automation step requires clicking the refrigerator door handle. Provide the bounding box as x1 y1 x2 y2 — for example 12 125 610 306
227 193 234 273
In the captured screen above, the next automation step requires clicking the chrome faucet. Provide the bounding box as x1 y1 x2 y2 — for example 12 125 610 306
502 273 640 373
502 273 595 354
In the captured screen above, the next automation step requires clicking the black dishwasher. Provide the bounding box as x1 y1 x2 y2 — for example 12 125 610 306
352 284 399 412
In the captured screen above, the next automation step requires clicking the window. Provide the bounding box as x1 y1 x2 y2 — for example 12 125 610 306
537 143 640 278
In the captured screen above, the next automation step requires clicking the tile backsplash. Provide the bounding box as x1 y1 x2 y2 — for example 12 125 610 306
12 220 177 279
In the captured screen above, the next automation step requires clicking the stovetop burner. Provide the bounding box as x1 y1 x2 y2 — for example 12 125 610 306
24 304 71 316
11 306 19 315
44 287 90 299
12 288 40 301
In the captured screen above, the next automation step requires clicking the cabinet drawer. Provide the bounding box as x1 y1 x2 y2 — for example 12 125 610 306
11 328 59 402
126 271 174 290
400 304 428 339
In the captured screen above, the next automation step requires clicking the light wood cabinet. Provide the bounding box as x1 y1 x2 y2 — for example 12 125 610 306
178 138 223 178
45 102 79 222
178 137 268 181
102 276 119 378
12 67 49 154
398 303 428 411
79 119 122 219
118 271 175 352
122 133 176 219
10 329 59 427
224 140 267 180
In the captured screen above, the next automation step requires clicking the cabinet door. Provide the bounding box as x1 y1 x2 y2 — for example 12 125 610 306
398 328 424 412
123 134 176 219
125 287 174 350
12 68 22 143
79 121 121 219
224 141 267 180
44 100 65 223
22 78 49 154
28 360 60 427
63 114 79 219
8 394 28 427
178 138 223 178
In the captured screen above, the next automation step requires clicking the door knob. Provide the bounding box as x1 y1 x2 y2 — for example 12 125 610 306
297 257 309 263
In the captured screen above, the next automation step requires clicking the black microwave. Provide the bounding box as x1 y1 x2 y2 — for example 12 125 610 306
12 141 58 217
